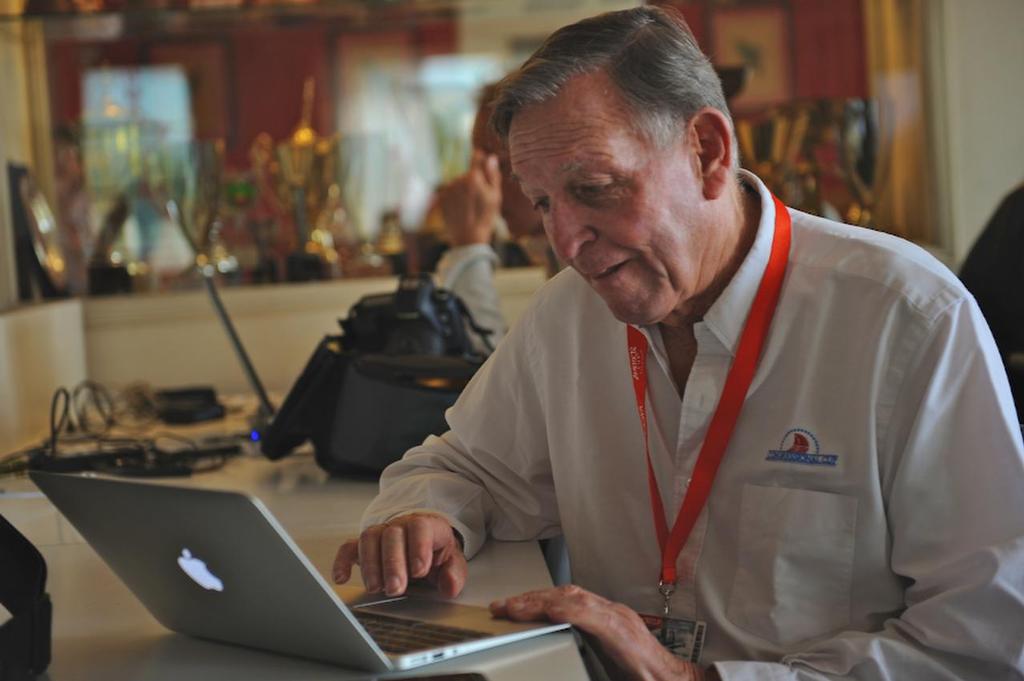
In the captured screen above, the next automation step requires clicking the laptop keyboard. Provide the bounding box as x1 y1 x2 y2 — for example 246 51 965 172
353 610 489 654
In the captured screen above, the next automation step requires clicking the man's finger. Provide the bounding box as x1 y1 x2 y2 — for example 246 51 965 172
405 518 436 579
468 162 489 197
435 546 468 598
332 539 360 584
482 153 501 189
381 524 408 596
490 588 551 619
491 586 607 627
469 148 485 170
359 525 385 593
346 514 464 598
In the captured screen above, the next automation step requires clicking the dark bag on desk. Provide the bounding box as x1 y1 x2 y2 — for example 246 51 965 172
260 275 489 476
0 513 51 681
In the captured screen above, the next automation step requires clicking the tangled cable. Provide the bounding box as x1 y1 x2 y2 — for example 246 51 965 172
1 381 240 479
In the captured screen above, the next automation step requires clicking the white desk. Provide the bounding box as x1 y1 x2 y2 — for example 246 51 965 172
0 451 589 681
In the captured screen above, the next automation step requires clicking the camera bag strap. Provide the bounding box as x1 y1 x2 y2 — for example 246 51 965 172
453 297 496 354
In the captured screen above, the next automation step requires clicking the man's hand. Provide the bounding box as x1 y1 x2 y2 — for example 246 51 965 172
491 586 706 681
438 151 502 247
332 513 468 598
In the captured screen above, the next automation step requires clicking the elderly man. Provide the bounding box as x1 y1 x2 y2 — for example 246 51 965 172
334 7 1024 680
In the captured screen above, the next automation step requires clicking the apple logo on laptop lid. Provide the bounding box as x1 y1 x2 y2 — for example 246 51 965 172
177 548 224 592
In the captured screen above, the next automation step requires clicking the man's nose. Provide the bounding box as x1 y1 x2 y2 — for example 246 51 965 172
545 201 595 262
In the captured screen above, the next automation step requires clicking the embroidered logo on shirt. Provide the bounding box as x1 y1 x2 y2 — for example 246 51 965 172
766 428 838 466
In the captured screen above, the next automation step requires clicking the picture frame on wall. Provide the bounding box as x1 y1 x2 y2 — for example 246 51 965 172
711 6 793 112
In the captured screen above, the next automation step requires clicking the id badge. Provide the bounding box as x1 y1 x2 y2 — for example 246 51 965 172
639 613 706 663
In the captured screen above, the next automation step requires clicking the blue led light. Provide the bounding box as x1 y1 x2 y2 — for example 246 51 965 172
250 430 260 442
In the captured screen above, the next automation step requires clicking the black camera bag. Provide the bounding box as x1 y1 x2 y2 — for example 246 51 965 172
324 352 478 475
261 337 481 476
260 276 488 476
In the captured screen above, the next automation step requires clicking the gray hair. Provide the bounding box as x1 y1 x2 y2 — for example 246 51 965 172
491 6 734 157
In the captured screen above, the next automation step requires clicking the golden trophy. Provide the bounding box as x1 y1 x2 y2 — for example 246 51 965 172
832 98 888 228
165 139 240 280
736 102 818 214
274 77 344 281
772 98 892 229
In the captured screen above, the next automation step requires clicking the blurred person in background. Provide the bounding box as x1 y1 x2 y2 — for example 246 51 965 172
53 124 92 295
960 182 1024 421
433 83 556 350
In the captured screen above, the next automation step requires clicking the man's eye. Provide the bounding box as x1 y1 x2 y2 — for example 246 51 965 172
574 183 616 203
532 197 550 213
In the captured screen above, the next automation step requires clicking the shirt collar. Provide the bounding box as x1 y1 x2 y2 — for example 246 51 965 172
700 169 777 356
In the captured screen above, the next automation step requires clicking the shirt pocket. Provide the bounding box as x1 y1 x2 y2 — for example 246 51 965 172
726 483 858 646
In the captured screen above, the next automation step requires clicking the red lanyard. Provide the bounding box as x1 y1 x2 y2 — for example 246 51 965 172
627 194 791 598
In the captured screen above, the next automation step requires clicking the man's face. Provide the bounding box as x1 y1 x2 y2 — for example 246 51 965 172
508 70 720 326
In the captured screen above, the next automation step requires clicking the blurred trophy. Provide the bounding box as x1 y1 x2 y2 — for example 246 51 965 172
247 131 286 280
832 98 887 228
168 139 239 279
787 98 892 228
736 102 818 214
274 76 344 281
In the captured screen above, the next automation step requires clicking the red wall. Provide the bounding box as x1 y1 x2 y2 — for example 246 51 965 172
46 19 457 170
655 0 867 101
230 27 332 166
791 0 867 99
46 3 864 168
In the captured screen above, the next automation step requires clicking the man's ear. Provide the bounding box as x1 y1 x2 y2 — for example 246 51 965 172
686 108 735 200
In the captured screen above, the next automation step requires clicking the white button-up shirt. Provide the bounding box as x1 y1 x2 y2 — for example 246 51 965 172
363 172 1024 680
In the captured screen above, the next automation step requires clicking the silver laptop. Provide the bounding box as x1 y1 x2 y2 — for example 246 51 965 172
30 470 569 672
